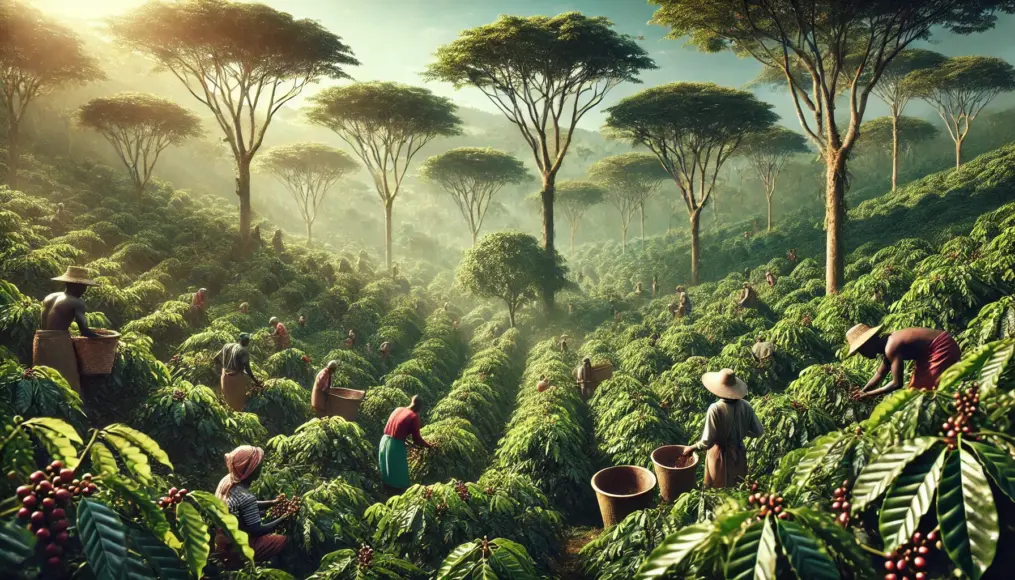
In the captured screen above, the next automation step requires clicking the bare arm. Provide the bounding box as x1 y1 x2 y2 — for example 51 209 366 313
74 302 97 338
861 358 890 392
40 297 53 330
863 356 905 398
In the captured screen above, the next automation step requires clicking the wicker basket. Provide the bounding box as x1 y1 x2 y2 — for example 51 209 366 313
651 445 699 503
71 329 120 376
326 388 366 421
591 465 657 527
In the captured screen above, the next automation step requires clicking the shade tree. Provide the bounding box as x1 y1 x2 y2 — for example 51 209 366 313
109 0 359 249
737 127 810 231
425 12 655 307
587 153 669 252
903 56 1015 168
649 0 1015 294
0 2 102 189
854 116 939 175
604 82 777 284
77 93 202 196
254 143 359 247
306 81 462 270
455 231 568 327
552 180 607 256
419 147 529 245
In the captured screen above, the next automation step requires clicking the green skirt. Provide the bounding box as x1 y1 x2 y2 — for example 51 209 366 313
378 435 410 489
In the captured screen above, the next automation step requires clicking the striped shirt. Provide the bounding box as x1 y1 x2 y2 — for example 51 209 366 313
226 485 262 530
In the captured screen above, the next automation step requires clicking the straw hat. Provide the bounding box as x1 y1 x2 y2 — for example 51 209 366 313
846 323 883 357
51 266 98 286
701 368 747 400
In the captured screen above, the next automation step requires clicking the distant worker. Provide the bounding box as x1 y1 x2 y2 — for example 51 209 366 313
577 358 594 399
215 333 262 411
738 283 758 309
35 266 99 392
667 301 678 319
298 315 306 328
635 281 643 295
239 302 249 315
849 325 961 399
379 341 391 360
366 343 373 354
765 271 777 287
492 324 500 337
559 335 569 353
652 275 658 297
682 369 763 489
392 264 399 277
675 285 691 318
743 231 750 240
379 396 433 495
752 335 774 362
191 288 208 313
537 375 550 393
649 333 660 347
344 329 357 348
311 360 339 416
568 303 574 315
452 320 460 330
614 310 622 323
272 229 284 253
251 224 262 247
268 317 290 351
787 248 798 264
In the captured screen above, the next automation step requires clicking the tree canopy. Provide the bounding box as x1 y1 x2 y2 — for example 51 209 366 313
737 127 810 231
904 56 1015 167
552 180 607 255
604 82 777 282
419 147 529 245
425 12 656 301
0 1 103 189
77 92 202 195
455 231 568 327
857 116 940 153
587 153 669 252
254 143 359 247
306 81 462 269
109 0 359 247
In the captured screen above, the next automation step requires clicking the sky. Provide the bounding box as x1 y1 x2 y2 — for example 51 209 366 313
32 0 1015 130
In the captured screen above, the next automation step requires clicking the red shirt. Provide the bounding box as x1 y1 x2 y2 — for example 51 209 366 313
192 292 206 310
383 407 429 447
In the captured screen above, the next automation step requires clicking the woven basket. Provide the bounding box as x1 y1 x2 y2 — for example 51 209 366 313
326 388 366 421
651 445 699 503
591 465 657 527
71 329 120 376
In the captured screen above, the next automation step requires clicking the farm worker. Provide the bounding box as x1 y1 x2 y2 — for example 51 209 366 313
635 281 643 295
214 446 290 564
379 396 433 495
392 263 399 277
311 360 338 416
765 271 777 287
682 369 764 489
251 224 262 247
738 283 758 309
298 315 306 328
568 303 574 315
453 320 460 330
268 317 290 351
675 285 691 317
35 266 99 392
537 375 550 393
344 329 357 347
849 324 961 399
787 248 798 264
191 288 208 312
379 341 391 360
443 302 450 312
577 358 594 399
559 335 569 353
614 310 622 322
239 302 249 315
652 275 658 297
215 333 261 411
272 229 284 253
752 335 774 362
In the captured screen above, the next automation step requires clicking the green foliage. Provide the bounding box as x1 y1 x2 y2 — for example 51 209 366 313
591 373 682 469
436 537 539 580
747 394 837 479
580 507 679 579
0 361 84 426
263 348 315 390
244 378 312 437
309 547 424 580
785 364 874 427
266 417 376 489
410 418 487 484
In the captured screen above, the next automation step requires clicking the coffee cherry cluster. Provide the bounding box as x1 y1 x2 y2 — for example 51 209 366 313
156 487 188 510
480 536 492 558
831 480 851 526
267 493 302 518
357 544 374 568
301 355 311 365
883 529 940 580
15 461 93 571
423 486 434 500
435 501 448 517
483 486 496 496
454 481 471 502
172 389 186 402
747 490 791 521
941 383 981 449
23 367 37 379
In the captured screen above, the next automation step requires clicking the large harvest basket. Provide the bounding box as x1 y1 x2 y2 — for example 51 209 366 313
651 445 699 503
71 329 120 376
591 465 657 527
326 388 366 420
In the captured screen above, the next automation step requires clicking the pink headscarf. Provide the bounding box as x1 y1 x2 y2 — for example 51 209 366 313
215 445 265 501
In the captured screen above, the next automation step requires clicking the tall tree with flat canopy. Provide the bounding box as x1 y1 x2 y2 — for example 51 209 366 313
854 115 939 178
737 127 809 231
419 147 530 245
587 153 669 252
0 2 102 189
604 82 777 284
254 143 358 247
455 231 568 328
650 0 1015 294
864 49 947 190
425 12 656 307
109 0 358 249
77 93 202 196
306 82 462 270
552 180 606 256
904 56 1015 168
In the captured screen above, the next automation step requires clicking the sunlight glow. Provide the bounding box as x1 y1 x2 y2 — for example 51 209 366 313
31 0 145 22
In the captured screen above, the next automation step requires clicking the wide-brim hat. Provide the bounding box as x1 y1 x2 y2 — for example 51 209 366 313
51 266 98 286
702 368 748 400
846 323 883 357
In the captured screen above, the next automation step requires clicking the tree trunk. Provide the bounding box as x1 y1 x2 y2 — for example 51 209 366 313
540 176 556 311
306 220 313 248
640 205 646 250
236 157 252 250
508 303 516 328
955 137 963 169
689 208 702 285
384 201 394 272
824 150 847 295
6 113 19 190
891 114 899 192
471 228 478 247
621 223 627 253
766 192 774 232
569 223 577 256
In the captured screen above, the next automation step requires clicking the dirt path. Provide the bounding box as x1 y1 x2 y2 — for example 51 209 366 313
555 526 601 579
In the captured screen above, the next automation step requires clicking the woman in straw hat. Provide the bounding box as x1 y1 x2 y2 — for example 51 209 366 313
682 368 763 489
848 324 961 399
214 446 290 564
35 266 100 392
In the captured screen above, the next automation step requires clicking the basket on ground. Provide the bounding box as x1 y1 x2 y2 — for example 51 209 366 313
326 388 366 420
651 445 699 503
591 465 657 527
72 329 120 375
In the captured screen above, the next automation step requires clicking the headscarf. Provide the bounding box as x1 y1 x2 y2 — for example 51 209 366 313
215 445 264 501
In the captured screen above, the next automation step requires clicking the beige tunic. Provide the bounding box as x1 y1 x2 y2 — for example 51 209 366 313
695 400 764 488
